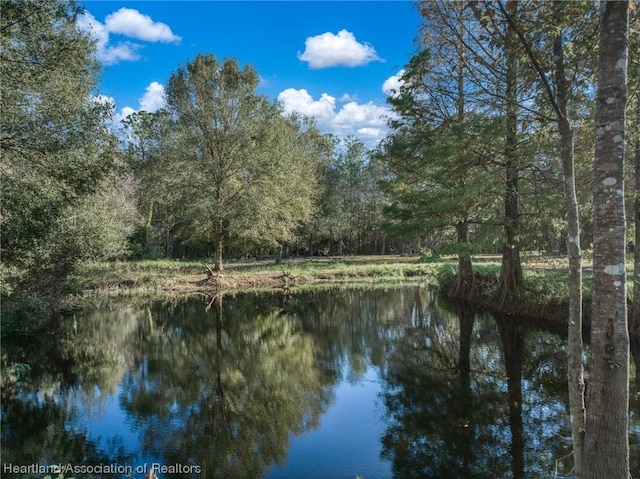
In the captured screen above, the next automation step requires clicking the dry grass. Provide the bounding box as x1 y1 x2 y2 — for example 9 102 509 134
73 255 442 299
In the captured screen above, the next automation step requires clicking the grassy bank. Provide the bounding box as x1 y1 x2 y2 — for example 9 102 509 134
63 253 633 322
71 255 444 300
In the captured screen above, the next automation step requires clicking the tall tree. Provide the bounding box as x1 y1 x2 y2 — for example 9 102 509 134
628 2 640 394
496 2 598 473
585 1 630 477
238 114 323 262
1 0 115 299
497 0 525 300
380 1 495 293
165 54 318 271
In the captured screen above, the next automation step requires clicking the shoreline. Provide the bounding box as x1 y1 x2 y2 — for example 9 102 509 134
5 254 609 335
66 255 593 326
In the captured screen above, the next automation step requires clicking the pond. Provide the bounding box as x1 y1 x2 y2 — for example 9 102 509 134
1 285 638 478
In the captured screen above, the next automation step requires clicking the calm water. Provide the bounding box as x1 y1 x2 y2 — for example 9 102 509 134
1 286 638 478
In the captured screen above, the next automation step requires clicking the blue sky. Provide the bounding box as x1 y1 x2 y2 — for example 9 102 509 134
78 1 421 146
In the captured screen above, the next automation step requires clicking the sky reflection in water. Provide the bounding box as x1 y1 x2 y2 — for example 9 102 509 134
1 286 638 478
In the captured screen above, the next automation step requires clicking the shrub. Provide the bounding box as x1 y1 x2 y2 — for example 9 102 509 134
1 294 48 335
435 263 457 288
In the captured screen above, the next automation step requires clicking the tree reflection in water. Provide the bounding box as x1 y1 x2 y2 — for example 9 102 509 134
378 295 640 478
2 286 638 478
118 292 332 478
1 307 139 477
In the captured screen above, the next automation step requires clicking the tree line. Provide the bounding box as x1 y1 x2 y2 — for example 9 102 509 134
0 0 637 475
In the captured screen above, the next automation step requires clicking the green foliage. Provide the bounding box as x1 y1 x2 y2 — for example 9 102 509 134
121 109 176 259
54 173 138 262
158 54 324 268
304 136 388 255
1 295 48 335
1 0 121 300
435 263 457 287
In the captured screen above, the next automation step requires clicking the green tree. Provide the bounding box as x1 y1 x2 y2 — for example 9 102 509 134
52 172 138 262
237 114 322 262
328 137 375 255
585 1 630 476
497 2 599 473
122 109 179 258
1 0 116 301
165 54 318 270
379 0 497 293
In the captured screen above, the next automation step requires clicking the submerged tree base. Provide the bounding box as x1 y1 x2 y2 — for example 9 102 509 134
439 268 592 329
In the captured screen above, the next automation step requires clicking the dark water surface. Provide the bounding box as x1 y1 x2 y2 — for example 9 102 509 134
2 286 638 478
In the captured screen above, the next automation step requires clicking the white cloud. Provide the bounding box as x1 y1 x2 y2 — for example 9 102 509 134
78 12 142 65
102 42 142 66
77 9 179 65
382 69 406 98
334 101 387 129
297 30 381 68
339 93 357 102
278 88 390 146
109 82 166 128
105 8 181 43
278 88 336 122
358 127 383 138
139 82 166 112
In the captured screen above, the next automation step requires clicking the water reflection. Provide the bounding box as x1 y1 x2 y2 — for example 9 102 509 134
121 293 332 477
379 298 639 478
1 286 638 478
1 307 139 478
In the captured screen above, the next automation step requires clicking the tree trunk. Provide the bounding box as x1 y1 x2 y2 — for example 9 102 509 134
497 0 524 303
452 14 474 300
454 221 474 297
633 92 640 394
632 91 640 329
553 16 586 475
585 2 630 477
165 230 172 259
502 3 586 470
214 217 224 272
144 201 154 253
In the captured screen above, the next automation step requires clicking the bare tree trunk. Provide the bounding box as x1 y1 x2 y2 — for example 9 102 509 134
553 14 586 475
633 92 640 394
585 2 630 477
454 221 474 297
497 0 524 303
214 217 224 272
